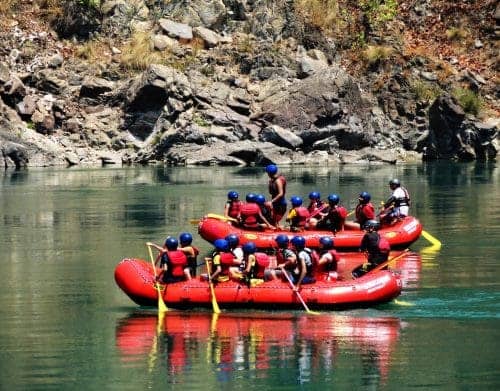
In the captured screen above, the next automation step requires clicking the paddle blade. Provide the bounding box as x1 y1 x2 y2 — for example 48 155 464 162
422 230 442 249
157 289 168 313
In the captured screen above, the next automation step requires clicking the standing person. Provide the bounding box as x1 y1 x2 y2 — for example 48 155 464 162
380 179 411 225
265 164 287 228
315 194 348 232
152 237 191 283
315 236 340 281
286 196 310 232
224 190 243 219
178 232 199 277
352 220 391 278
345 191 376 230
239 193 273 230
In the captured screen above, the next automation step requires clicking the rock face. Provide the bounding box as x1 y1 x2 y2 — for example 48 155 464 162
0 0 497 168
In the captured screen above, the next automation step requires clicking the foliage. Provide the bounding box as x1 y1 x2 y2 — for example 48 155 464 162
294 0 350 35
410 80 443 102
0 0 17 14
453 88 483 115
359 0 397 28
362 45 392 65
445 27 468 41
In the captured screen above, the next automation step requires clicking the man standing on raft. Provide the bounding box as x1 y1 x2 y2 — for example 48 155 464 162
265 164 287 228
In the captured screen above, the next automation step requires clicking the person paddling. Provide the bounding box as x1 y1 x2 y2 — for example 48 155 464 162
380 179 411 226
352 220 390 278
178 232 199 277
151 237 191 283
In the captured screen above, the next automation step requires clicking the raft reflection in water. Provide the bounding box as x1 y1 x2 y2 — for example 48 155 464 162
116 312 404 385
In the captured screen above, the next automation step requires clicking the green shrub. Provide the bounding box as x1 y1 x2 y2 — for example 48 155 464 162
410 80 442 102
363 45 392 65
453 88 483 115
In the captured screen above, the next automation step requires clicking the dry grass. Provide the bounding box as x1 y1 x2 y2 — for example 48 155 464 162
363 45 393 65
445 27 468 41
120 31 166 71
294 0 348 35
75 39 110 63
0 0 17 14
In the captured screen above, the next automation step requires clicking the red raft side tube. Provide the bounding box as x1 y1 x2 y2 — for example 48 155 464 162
198 215 423 251
114 258 402 310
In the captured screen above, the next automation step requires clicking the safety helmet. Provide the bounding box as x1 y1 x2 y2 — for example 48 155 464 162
225 234 239 248
265 164 278 175
364 219 380 231
242 242 257 254
319 236 334 249
179 232 193 246
227 190 239 200
246 193 257 203
327 194 340 204
165 237 178 250
214 238 230 252
255 194 266 205
291 235 306 249
309 191 321 200
389 178 400 187
275 234 289 248
290 195 303 207
359 191 371 203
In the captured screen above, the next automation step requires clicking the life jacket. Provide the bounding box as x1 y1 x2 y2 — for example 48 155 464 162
164 250 188 278
276 248 294 266
308 200 324 214
226 199 243 218
395 187 411 207
377 236 391 254
316 249 339 272
268 175 287 205
291 207 310 229
249 252 270 278
326 205 348 230
356 203 375 227
299 248 315 275
240 202 261 228
211 251 236 278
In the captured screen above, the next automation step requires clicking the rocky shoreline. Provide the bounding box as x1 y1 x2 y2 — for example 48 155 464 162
1 0 498 169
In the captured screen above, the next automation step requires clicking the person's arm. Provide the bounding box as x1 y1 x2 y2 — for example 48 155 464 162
244 254 255 275
295 255 307 290
384 196 396 208
258 210 273 227
209 255 222 280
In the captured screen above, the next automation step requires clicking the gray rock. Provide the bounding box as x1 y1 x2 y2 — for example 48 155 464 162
159 19 193 41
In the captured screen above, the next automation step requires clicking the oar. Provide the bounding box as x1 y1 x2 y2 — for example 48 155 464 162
146 242 168 313
366 248 410 275
205 257 221 314
421 230 442 249
206 213 239 223
282 270 320 315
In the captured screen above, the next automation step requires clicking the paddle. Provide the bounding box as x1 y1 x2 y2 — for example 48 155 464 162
207 213 239 223
421 230 442 249
205 257 221 314
146 242 168 313
282 269 320 315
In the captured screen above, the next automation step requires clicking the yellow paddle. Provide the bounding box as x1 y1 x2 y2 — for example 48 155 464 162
366 248 410 274
146 242 168 313
282 270 320 315
421 230 442 249
206 213 239 223
205 257 221 314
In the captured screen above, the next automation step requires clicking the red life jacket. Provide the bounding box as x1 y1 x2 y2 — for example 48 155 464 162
219 252 235 274
227 200 243 218
356 203 375 227
240 202 261 228
165 250 188 277
291 207 310 228
315 249 339 273
253 252 270 278
377 236 391 254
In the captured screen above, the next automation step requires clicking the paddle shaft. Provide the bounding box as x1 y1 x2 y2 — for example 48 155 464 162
147 243 168 313
282 269 319 315
205 257 221 314
367 249 410 274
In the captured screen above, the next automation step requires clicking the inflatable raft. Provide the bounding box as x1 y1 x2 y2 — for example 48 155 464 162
197 215 423 251
114 255 403 310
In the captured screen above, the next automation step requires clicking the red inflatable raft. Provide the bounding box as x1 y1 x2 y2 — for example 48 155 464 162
198 215 423 251
114 254 403 310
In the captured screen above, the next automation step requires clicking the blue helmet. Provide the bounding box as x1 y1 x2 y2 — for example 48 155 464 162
309 191 320 200
246 193 257 203
359 191 371 203
225 234 239 248
290 195 303 207
255 194 266 205
275 234 289 248
319 236 334 249
242 242 257 254
291 236 306 249
214 238 230 252
265 164 278 175
327 194 340 204
179 232 193 246
227 190 239 200
165 237 178 250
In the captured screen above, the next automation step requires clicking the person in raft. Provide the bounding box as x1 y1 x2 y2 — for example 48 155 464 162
151 237 191 283
225 233 243 264
255 193 273 224
287 236 316 290
313 194 348 232
265 164 287 228
352 219 391 278
315 236 340 282
239 193 273 230
307 191 326 215
208 238 238 283
344 191 376 230
267 234 296 280
285 195 310 232
380 178 411 225
229 241 266 283
178 232 199 277
224 190 242 220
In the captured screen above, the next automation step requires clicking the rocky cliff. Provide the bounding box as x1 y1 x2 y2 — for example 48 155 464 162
0 0 498 168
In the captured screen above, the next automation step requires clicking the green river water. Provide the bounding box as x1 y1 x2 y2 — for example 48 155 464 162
0 162 498 390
